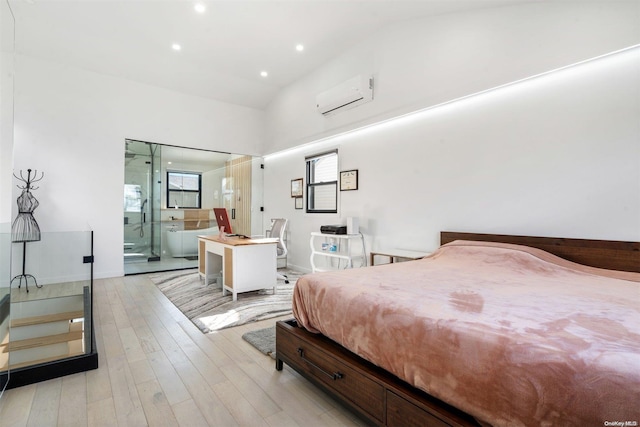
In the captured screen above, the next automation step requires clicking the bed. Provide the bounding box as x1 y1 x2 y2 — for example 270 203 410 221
275 232 640 427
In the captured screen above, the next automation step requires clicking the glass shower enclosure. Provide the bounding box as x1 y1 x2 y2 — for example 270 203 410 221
124 140 161 264
123 139 264 275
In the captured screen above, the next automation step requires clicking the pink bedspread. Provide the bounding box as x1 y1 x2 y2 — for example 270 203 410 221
293 240 640 426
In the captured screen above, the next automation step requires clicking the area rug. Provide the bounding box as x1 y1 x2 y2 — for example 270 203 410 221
149 268 303 333
242 326 276 359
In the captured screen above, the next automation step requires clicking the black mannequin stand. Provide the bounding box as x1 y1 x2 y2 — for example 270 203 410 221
10 241 41 293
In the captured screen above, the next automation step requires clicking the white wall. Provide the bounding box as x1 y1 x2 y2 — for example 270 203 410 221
0 0 14 225
0 1 13 380
10 55 265 278
265 2 640 152
263 3 640 273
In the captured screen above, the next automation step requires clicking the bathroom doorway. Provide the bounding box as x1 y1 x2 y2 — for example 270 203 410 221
123 139 264 275
124 140 162 265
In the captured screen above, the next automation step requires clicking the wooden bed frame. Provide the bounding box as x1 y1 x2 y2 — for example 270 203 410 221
440 231 640 272
275 232 639 426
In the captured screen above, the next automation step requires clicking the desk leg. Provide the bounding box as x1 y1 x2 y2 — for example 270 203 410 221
204 250 210 282
223 247 235 299
370 253 396 266
222 287 237 301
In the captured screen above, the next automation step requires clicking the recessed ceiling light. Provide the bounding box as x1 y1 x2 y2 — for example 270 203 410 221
296 44 304 52
260 71 268 77
194 3 206 13
172 43 181 51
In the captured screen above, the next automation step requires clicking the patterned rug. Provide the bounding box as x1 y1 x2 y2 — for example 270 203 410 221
149 268 303 333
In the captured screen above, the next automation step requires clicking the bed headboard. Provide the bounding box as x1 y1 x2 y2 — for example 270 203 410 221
441 231 640 273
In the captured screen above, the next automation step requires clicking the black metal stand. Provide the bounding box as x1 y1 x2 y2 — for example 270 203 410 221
10 241 41 293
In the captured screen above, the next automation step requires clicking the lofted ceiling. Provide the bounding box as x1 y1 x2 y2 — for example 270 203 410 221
8 0 531 110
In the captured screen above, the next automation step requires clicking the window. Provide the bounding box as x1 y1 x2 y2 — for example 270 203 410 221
167 171 202 208
306 150 338 213
123 184 142 213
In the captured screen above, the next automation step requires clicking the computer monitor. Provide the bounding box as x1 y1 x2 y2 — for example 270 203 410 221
213 208 233 235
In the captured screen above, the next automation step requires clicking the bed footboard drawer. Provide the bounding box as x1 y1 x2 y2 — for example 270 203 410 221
277 321 384 422
387 391 449 427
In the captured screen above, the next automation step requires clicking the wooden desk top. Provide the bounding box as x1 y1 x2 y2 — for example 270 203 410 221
198 235 279 246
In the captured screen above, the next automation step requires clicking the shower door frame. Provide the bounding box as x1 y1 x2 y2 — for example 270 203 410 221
124 140 161 263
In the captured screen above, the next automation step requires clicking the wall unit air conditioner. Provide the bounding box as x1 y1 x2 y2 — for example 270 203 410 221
316 75 373 116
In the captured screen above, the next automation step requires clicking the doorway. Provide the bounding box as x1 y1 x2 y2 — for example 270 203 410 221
123 140 264 275
124 140 161 265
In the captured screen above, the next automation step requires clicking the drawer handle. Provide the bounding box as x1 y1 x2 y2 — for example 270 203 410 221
297 347 344 381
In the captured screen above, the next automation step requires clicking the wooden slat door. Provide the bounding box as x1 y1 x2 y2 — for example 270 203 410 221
224 156 252 236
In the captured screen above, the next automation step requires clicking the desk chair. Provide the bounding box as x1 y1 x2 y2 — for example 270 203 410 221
269 218 289 284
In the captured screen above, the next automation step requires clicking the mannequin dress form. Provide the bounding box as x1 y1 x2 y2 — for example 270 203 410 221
11 169 44 292
12 189 41 242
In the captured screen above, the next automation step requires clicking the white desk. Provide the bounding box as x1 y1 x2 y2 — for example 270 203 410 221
198 235 278 301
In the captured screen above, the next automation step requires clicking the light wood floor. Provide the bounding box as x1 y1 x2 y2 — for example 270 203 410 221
0 274 368 427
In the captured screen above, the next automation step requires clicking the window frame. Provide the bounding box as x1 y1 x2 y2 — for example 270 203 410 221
305 150 338 214
166 170 202 209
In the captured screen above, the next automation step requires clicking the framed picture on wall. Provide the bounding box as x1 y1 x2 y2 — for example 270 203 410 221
340 169 358 191
295 197 303 209
291 178 303 197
